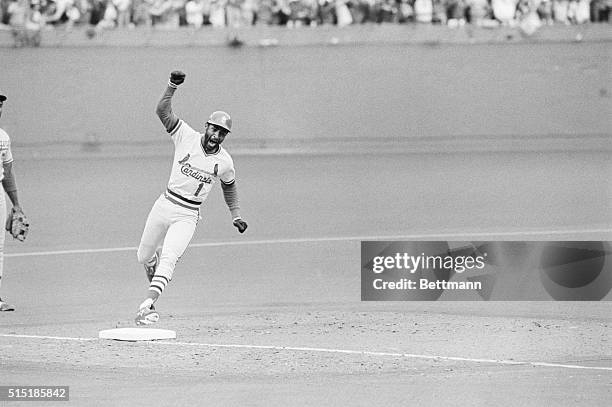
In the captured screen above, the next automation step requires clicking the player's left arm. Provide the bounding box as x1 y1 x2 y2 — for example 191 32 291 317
2 161 21 210
2 160 30 242
221 179 247 233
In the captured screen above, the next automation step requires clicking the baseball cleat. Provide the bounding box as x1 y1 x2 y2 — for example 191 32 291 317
0 298 15 311
135 305 159 326
144 251 160 283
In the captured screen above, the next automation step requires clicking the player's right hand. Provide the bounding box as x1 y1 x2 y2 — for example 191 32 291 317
170 71 186 86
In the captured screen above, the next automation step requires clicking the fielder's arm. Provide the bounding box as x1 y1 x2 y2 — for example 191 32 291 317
2 161 21 211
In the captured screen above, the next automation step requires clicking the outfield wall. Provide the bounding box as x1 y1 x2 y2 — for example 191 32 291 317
1 24 610 158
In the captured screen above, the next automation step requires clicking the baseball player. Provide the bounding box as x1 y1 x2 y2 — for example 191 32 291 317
0 93 28 312
135 71 248 326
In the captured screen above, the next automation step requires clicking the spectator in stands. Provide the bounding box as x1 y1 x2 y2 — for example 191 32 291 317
316 0 334 24
209 0 225 27
148 0 166 26
516 0 529 18
430 0 445 24
397 0 414 23
65 1 81 28
590 0 609 21
131 0 150 25
273 0 291 25
538 0 553 24
45 0 72 25
201 0 211 24
446 0 467 26
149 0 183 28
8 0 42 46
113 0 131 27
226 0 243 27
241 0 257 25
97 0 117 28
0 0 6 26
414 0 433 22
88 0 106 24
492 0 518 25
578 0 592 22
256 0 274 24
2 0 610 30
167 0 184 27
569 0 590 22
350 0 371 23
75 0 92 25
467 0 493 25
553 0 570 23
335 0 352 26
28 0 45 29
371 0 395 23
287 0 315 27
7 0 26 27
185 0 204 27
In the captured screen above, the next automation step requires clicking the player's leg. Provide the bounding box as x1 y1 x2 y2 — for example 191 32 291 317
134 197 172 325
135 205 198 325
0 189 13 312
152 214 199 296
137 212 198 309
137 196 170 282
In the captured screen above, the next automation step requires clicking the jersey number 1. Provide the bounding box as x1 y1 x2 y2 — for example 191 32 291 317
194 182 204 197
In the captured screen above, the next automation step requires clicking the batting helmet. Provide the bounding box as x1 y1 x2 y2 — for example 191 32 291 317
207 111 232 132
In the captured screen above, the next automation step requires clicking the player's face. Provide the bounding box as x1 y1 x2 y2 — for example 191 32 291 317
203 123 228 152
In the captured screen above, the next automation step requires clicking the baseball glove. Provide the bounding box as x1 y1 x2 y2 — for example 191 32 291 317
5 207 29 242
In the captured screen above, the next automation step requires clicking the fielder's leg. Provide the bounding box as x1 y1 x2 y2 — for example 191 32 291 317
0 189 13 311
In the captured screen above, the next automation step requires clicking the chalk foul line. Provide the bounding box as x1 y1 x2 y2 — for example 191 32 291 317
0 333 610 372
5 229 612 258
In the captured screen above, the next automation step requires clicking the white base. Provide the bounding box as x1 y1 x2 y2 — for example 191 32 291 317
99 328 176 341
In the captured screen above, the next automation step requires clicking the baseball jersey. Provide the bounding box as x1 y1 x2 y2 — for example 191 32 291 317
0 128 14 182
164 119 235 211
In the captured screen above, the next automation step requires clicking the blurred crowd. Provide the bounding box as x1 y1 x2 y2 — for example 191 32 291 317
0 0 610 32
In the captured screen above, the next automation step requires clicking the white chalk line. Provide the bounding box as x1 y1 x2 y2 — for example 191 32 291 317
1 333 611 372
0 333 97 341
5 229 612 258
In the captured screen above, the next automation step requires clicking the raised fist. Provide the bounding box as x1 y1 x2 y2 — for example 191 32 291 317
170 71 186 86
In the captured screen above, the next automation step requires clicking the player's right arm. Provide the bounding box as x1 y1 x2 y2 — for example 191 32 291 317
156 71 185 134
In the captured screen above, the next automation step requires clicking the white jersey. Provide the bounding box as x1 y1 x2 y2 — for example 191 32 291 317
0 128 14 182
164 119 235 211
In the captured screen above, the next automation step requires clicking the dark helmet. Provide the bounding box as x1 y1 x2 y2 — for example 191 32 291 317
206 111 232 132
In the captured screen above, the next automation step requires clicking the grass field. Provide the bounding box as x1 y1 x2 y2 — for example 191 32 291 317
0 38 611 406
